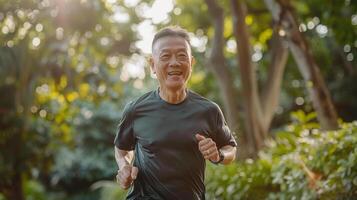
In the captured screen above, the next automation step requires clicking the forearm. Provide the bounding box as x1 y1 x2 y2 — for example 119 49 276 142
114 146 134 169
220 145 236 165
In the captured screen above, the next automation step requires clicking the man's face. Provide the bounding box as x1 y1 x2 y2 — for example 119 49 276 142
150 36 194 91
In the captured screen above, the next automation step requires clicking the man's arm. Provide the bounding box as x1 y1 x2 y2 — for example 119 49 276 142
115 146 134 168
196 134 237 165
114 146 138 190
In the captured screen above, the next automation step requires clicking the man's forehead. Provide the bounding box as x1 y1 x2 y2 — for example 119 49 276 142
152 36 191 53
159 47 189 53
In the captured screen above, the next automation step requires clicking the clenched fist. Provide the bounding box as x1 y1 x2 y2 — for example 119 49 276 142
195 134 220 162
116 165 138 190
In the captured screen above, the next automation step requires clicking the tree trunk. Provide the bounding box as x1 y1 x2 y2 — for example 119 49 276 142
260 28 289 133
231 0 289 156
11 158 24 200
10 95 25 200
264 0 339 130
231 0 264 154
7 49 36 200
204 0 241 133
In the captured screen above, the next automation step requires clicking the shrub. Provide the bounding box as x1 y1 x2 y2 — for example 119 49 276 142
205 111 357 199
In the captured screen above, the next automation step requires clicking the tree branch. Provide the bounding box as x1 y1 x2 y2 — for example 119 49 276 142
260 27 289 131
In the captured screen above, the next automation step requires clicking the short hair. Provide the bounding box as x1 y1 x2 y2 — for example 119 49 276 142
151 26 191 51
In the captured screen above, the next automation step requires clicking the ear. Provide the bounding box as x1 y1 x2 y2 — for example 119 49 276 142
190 56 196 72
149 56 156 74
191 56 196 66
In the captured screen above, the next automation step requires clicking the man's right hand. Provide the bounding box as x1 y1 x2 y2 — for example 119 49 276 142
116 165 138 190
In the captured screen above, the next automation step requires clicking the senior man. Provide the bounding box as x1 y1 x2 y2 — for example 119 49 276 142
114 26 237 200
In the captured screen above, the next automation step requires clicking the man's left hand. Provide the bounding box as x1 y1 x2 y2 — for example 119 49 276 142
195 134 219 162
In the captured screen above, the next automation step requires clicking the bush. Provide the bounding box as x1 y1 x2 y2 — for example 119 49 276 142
23 180 46 200
91 181 127 200
205 111 357 199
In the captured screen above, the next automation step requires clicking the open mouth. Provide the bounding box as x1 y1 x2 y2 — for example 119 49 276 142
168 71 183 76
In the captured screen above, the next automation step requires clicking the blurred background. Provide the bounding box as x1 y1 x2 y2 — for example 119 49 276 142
0 0 356 199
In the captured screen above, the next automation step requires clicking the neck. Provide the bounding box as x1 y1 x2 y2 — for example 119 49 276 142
159 87 187 104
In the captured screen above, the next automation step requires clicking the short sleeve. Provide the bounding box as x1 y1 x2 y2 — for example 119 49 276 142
213 105 237 149
114 101 136 150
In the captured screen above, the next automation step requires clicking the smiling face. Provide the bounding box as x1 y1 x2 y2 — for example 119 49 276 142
150 36 194 91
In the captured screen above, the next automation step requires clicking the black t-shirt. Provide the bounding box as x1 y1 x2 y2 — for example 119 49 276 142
114 89 237 200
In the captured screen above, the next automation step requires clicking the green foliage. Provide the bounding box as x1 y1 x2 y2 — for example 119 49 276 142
0 0 147 198
206 112 357 199
49 100 122 193
24 180 46 200
91 181 127 200
1 0 356 199
206 159 274 200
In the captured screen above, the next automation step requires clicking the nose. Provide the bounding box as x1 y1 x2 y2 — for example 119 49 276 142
168 56 179 67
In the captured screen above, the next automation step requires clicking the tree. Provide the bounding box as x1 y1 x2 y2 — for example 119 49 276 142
0 0 143 199
1 0 356 198
201 0 343 155
264 0 339 130
203 0 241 136
230 0 289 155
201 0 289 155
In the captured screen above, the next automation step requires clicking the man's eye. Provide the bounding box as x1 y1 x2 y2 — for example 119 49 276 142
160 55 170 59
178 54 188 59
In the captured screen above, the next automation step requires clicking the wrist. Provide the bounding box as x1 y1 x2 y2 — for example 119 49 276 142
118 161 130 170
